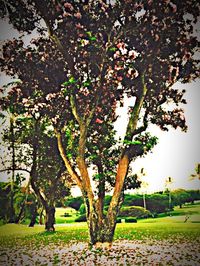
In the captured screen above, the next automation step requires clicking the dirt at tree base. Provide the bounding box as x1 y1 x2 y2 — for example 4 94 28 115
0 239 200 265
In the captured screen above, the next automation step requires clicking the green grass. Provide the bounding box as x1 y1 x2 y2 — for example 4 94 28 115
0 203 199 248
55 207 78 224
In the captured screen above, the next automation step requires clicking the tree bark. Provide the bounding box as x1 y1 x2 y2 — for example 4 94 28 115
29 204 38 227
15 200 26 224
87 205 116 248
45 206 55 231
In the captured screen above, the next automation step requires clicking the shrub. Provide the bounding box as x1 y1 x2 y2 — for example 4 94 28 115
122 194 143 207
119 206 151 218
116 218 122 223
64 196 83 210
79 203 86 215
75 214 86 222
63 213 71 217
125 217 137 223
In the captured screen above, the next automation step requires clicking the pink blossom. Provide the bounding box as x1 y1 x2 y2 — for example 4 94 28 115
63 12 72 17
169 2 177 12
75 23 83 29
64 2 74 11
96 118 103 124
74 12 82 19
114 51 120 59
128 50 138 59
117 76 123 81
120 48 128 55
117 42 124 49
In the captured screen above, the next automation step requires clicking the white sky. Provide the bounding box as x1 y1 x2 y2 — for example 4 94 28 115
114 80 200 193
0 20 200 195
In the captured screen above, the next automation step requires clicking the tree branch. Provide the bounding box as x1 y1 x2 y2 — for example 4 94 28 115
55 129 83 190
76 124 94 202
125 74 148 142
70 94 82 124
0 167 31 174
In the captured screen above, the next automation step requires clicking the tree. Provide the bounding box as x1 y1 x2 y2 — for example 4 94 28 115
171 189 190 208
14 117 71 230
0 109 71 230
0 0 199 247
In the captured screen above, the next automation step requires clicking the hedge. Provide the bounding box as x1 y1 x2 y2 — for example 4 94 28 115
119 206 151 218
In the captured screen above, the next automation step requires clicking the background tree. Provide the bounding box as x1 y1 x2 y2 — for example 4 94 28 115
0 0 199 247
0 106 71 230
171 189 190 208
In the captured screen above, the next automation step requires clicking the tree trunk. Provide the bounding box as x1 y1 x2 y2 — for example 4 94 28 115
87 213 116 248
15 200 26 224
29 205 37 227
39 208 44 225
85 201 119 248
45 206 55 231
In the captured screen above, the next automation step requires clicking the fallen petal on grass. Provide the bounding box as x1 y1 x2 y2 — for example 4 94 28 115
1 238 200 265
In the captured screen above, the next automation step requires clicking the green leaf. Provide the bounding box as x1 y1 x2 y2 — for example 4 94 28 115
86 31 92 37
67 152 73 159
109 47 117 52
123 140 142 145
89 36 97 41
83 80 91 87
69 77 76 84
132 140 142 145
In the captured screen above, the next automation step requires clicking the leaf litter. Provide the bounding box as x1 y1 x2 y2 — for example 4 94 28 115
1 238 200 266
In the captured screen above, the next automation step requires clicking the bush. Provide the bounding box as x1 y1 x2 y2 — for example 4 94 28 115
122 194 143 207
75 214 87 222
63 213 71 217
64 196 83 211
119 206 151 218
125 217 137 223
79 203 86 215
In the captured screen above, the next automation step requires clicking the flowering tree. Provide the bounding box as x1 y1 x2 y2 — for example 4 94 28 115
0 0 199 247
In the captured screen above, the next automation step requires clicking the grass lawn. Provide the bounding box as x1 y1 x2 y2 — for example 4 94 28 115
55 207 78 224
0 203 200 265
0 204 200 247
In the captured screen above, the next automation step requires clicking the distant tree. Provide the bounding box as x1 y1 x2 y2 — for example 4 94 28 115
171 189 190 208
122 194 143 207
119 205 151 218
64 196 83 211
0 0 199 247
186 190 200 204
146 193 169 214
0 111 71 230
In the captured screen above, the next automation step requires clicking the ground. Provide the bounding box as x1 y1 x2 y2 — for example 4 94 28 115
0 203 200 265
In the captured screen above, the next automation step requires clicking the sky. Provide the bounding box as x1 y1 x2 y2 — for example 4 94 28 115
0 19 200 195
114 80 200 193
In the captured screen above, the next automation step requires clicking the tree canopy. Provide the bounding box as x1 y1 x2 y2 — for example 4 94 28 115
0 0 199 246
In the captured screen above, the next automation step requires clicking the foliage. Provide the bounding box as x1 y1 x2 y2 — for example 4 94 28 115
186 190 200 203
124 217 137 223
79 203 86 215
75 214 87 222
146 193 169 214
119 206 151 218
64 196 84 211
171 189 190 208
